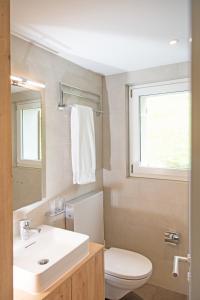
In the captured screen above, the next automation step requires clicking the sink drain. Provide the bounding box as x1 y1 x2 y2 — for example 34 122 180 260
38 259 49 265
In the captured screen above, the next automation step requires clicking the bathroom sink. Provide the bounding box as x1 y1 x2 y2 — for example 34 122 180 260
13 224 89 293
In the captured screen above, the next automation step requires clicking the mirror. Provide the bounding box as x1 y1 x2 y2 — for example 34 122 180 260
11 84 44 210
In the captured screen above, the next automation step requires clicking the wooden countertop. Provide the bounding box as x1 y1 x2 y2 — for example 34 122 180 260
14 242 104 300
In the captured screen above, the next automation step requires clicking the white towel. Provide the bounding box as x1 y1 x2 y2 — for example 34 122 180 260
71 104 96 184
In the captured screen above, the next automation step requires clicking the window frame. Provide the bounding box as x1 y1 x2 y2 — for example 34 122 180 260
16 100 42 168
128 79 190 181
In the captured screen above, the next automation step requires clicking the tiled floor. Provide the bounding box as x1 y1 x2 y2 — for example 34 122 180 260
105 284 187 300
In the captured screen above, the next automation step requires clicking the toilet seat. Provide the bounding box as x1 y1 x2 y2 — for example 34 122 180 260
105 248 152 280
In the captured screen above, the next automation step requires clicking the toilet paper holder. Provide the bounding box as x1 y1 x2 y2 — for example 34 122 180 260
164 231 180 245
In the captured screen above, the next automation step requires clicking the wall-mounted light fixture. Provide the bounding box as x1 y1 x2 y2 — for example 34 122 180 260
10 75 46 89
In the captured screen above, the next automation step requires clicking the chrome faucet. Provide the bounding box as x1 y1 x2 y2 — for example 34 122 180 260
19 219 41 241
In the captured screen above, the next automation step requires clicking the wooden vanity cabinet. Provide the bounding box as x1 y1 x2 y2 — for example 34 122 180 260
43 279 71 300
14 243 104 300
72 250 104 300
45 244 104 300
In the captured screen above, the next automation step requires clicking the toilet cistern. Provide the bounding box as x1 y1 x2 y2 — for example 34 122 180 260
19 219 41 240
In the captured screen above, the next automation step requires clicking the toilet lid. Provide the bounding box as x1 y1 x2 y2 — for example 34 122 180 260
105 248 152 280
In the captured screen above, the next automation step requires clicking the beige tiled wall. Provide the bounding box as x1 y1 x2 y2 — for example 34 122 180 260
103 62 190 295
12 167 42 210
11 35 103 233
11 35 103 204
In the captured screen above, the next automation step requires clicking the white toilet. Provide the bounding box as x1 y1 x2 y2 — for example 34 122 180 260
105 248 152 300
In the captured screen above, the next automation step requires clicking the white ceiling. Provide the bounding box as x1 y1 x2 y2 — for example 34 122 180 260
11 0 191 75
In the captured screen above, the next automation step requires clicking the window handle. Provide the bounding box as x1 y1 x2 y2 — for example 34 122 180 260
131 164 134 174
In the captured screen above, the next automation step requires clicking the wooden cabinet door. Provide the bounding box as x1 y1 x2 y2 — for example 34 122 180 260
43 249 104 300
72 257 95 300
44 278 71 300
95 250 105 300
0 1 12 300
72 250 104 300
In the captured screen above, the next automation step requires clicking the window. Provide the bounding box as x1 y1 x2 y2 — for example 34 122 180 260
16 101 41 167
129 79 190 181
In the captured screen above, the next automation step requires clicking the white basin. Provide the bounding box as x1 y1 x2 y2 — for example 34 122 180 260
13 225 89 293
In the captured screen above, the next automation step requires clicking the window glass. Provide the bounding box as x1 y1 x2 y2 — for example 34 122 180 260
140 91 190 169
21 107 41 161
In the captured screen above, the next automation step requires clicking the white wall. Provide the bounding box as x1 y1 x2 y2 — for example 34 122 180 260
103 62 190 295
